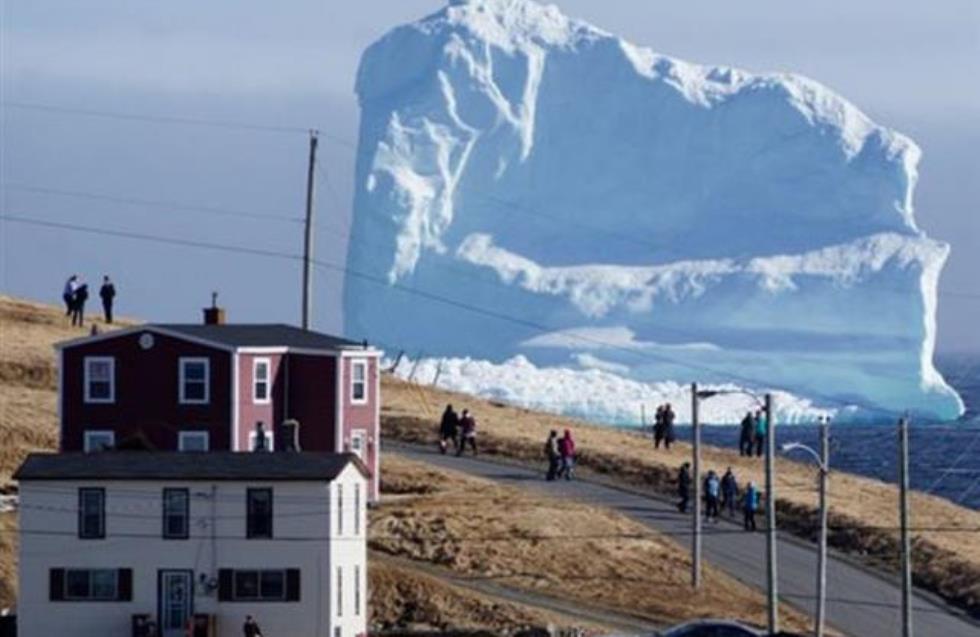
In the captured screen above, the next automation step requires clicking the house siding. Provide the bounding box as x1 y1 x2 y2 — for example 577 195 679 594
61 331 232 452
236 353 285 451
285 354 339 454
340 356 379 500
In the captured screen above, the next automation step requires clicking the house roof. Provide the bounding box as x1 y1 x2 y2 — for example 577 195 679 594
14 451 368 481
154 323 365 350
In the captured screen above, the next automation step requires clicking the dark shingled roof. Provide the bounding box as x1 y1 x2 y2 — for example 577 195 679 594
155 323 365 350
14 452 367 481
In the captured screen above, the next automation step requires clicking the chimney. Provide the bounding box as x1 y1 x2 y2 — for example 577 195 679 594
203 291 226 326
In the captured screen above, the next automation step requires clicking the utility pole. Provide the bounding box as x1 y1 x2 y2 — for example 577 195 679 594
815 417 830 637
899 415 913 637
764 392 778 635
691 382 702 589
301 130 319 330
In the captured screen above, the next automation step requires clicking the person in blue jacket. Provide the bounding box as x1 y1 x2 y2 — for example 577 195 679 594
743 481 760 531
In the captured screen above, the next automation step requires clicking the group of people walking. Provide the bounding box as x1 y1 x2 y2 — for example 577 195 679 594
62 274 116 327
544 429 576 481
438 404 479 456
653 403 677 449
676 463 761 531
738 409 769 457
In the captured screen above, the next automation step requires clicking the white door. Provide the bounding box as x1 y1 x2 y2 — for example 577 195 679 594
160 570 192 637
350 430 367 461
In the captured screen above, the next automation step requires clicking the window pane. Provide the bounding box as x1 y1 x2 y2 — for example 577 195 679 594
183 381 206 401
66 570 90 598
256 362 268 381
164 490 189 538
184 362 205 380
89 361 111 381
89 381 111 400
180 433 208 452
260 571 285 599
255 381 268 401
234 571 259 600
79 489 104 538
91 570 117 600
247 489 273 538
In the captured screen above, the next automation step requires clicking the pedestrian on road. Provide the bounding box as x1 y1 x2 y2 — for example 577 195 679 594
438 404 460 455
739 411 754 456
653 404 666 448
544 430 560 481
662 403 676 450
753 409 767 457
720 466 738 517
743 481 760 531
457 409 477 456
62 275 79 316
676 462 691 513
99 275 116 323
558 428 576 480
71 282 89 327
705 470 721 521
243 615 263 637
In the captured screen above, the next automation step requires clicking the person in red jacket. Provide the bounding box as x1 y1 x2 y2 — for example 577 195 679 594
557 429 576 480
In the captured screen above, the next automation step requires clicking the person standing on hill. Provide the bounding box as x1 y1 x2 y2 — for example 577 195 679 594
743 481 760 531
662 403 676 450
676 462 692 513
71 282 89 327
457 409 477 456
653 404 666 448
754 409 767 457
62 275 79 316
438 404 460 454
99 275 116 323
705 470 721 521
558 429 576 480
739 411 755 456
544 430 560 481
721 466 739 517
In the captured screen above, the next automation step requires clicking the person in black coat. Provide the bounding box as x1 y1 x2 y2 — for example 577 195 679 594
243 615 263 637
676 461 692 513
71 283 89 327
662 403 677 450
739 411 755 456
99 275 116 323
438 404 460 454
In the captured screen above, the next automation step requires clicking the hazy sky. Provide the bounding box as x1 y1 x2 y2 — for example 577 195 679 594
2 0 978 351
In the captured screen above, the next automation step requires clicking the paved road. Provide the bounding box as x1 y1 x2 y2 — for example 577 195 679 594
391 444 979 637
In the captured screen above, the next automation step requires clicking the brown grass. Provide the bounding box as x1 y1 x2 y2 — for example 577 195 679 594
374 454 815 633
381 375 980 617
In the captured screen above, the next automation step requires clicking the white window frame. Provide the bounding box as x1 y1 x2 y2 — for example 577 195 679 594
178 357 210 405
252 358 271 404
350 359 368 405
83 430 115 452
83 356 115 404
249 429 274 452
178 431 210 452
350 429 366 461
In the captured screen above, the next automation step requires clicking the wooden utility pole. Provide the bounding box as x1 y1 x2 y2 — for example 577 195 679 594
691 382 702 589
899 415 913 637
764 392 779 635
301 130 319 330
816 417 830 637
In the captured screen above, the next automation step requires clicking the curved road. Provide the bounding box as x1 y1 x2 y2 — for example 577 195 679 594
390 444 979 637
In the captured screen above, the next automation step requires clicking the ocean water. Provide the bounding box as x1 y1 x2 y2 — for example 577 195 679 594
673 354 980 510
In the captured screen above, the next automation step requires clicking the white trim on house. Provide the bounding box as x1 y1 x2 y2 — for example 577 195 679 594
178 357 210 405
83 356 115 404
177 431 210 452
232 351 240 452
55 325 237 352
237 347 288 355
57 348 64 443
253 358 271 404
349 359 368 405
334 356 343 454
83 430 115 452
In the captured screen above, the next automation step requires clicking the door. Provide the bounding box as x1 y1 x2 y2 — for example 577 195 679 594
159 570 193 637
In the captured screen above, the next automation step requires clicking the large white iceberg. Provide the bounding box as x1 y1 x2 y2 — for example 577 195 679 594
345 0 964 422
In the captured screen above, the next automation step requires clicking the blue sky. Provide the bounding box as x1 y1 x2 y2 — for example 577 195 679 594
2 0 978 351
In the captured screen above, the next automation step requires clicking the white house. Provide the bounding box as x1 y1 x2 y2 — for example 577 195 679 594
15 451 368 637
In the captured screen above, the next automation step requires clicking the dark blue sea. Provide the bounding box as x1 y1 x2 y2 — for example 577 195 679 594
673 354 980 510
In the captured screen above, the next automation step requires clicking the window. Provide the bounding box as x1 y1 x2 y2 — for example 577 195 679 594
162 489 189 539
350 430 366 461
217 569 299 602
246 488 273 539
350 360 367 404
336 566 343 617
83 357 115 403
50 568 131 601
178 431 209 452
249 427 274 452
336 483 343 535
354 565 361 616
179 358 210 404
353 483 361 536
253 358 270 403
83 430 115 452
78 488 105 539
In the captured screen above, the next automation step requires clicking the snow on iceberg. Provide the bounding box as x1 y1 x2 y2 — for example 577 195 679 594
346 0 964 422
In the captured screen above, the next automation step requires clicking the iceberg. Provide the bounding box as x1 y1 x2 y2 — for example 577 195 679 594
345 0 964 422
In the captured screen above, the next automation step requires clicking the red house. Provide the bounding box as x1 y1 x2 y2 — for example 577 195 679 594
55 310 381 500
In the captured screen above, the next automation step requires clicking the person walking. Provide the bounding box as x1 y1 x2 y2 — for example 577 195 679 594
558 428 576 480
676 462 692 513
705 470 721 521
438 404 460 455
99 275 116 323
544 430 561 481
739 411 754 456
457 409 477 456
753 409 767 457
243 615 263 637
743 481 760 531
71 282 89 327
62 275 79 316
653 404 666 449
720 466 739 517
662 403 676 450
